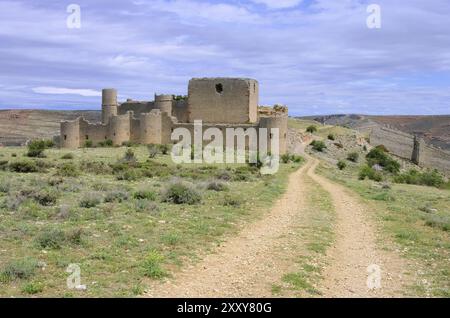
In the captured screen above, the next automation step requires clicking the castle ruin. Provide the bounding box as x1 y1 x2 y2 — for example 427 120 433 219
60 78 288 154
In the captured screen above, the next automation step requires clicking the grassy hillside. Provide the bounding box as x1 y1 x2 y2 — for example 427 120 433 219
0 110 100 146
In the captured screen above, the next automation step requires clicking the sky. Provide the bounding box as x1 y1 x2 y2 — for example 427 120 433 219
0 0 449 116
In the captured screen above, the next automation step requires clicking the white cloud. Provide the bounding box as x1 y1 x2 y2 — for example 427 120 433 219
32 87 101 97
249 0 303 9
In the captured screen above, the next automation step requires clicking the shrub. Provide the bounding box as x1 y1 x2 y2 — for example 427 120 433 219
148 144 159 158
222 194 242 207
98 139 113 147
306 125 318 133
104 190 129 203
159 144 170 155
134 200 159 214
83 140 94 148
61 153 74 160
9 160 39 173
81 160 112 175
394 169 445 188
133 189 157 200
27 140 47 158
22 281 44 294
123 148 137 163
0 258 39 282
11 153 17 157
79 194 101 208
358 165 383 182
56 162 80 177
65 228 83 245
116 169 141 181
310 140 327 152
206 180 228 192
36 228 66 249
0 160 8 171
216 170 232 181
0 180 10 193
423 215 450 232
366 148 400 174
337 160 347 170
33 189 58 206
347 152 359 163
327 134 335 141
161 180 202 205
281 154 291 164
141 250 166 279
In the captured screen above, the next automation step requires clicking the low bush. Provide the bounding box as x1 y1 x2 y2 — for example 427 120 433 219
133 189 157 200
27 140 48 158
222 194 242 207
366 147 400 174
9 160 39 173
134 200 159 214
79 193 101 208
148 144 159 158
0 160 8 171
161 179 202 205
306 125 318 133
104 190 129 203
22 281 44 294
328 134 335 141
141 250 166 279
61 153 74 160
206 180 228 192
32 189 58 206
0 258 39 282
98 139 113 147
337 160 347 170
35 228 66 249
83 140 94 148
358 165 383 182
159 144 171 155
56 162 80 177
347 152 359 163
310 140 327 152
394 169 445 188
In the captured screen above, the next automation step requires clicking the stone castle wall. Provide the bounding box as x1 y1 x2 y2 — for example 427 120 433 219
60 78 287 154
188 78 258 124
370 125 450 175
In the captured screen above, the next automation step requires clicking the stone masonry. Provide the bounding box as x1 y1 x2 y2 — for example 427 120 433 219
60 78 288 154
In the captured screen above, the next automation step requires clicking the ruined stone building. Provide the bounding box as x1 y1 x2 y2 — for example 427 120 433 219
60 78 288 154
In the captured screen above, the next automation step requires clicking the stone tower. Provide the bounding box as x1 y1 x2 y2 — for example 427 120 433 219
154 94 173 115
102 88 118 124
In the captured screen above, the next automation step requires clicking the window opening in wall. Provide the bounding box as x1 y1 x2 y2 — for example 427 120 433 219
85 135 89 140
215 83 223 94
64 135 67 140
269 133 273 139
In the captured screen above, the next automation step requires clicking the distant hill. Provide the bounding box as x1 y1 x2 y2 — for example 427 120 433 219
0 109 100 146
301 114 450 151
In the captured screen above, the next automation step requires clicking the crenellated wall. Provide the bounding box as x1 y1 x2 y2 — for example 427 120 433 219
60 78 289 157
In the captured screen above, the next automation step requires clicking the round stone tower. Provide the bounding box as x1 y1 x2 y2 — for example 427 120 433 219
102 88 118 124
154 94 173 116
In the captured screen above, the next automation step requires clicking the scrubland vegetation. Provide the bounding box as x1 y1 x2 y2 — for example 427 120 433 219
0 144 302 297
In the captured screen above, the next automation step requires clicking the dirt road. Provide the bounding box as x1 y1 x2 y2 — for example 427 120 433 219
146 158 407 298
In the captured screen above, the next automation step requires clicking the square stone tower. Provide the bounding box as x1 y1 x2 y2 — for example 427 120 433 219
187 78 259 124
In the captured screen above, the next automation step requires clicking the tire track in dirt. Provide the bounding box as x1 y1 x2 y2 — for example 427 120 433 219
146 160 315 298
307 158 408 297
